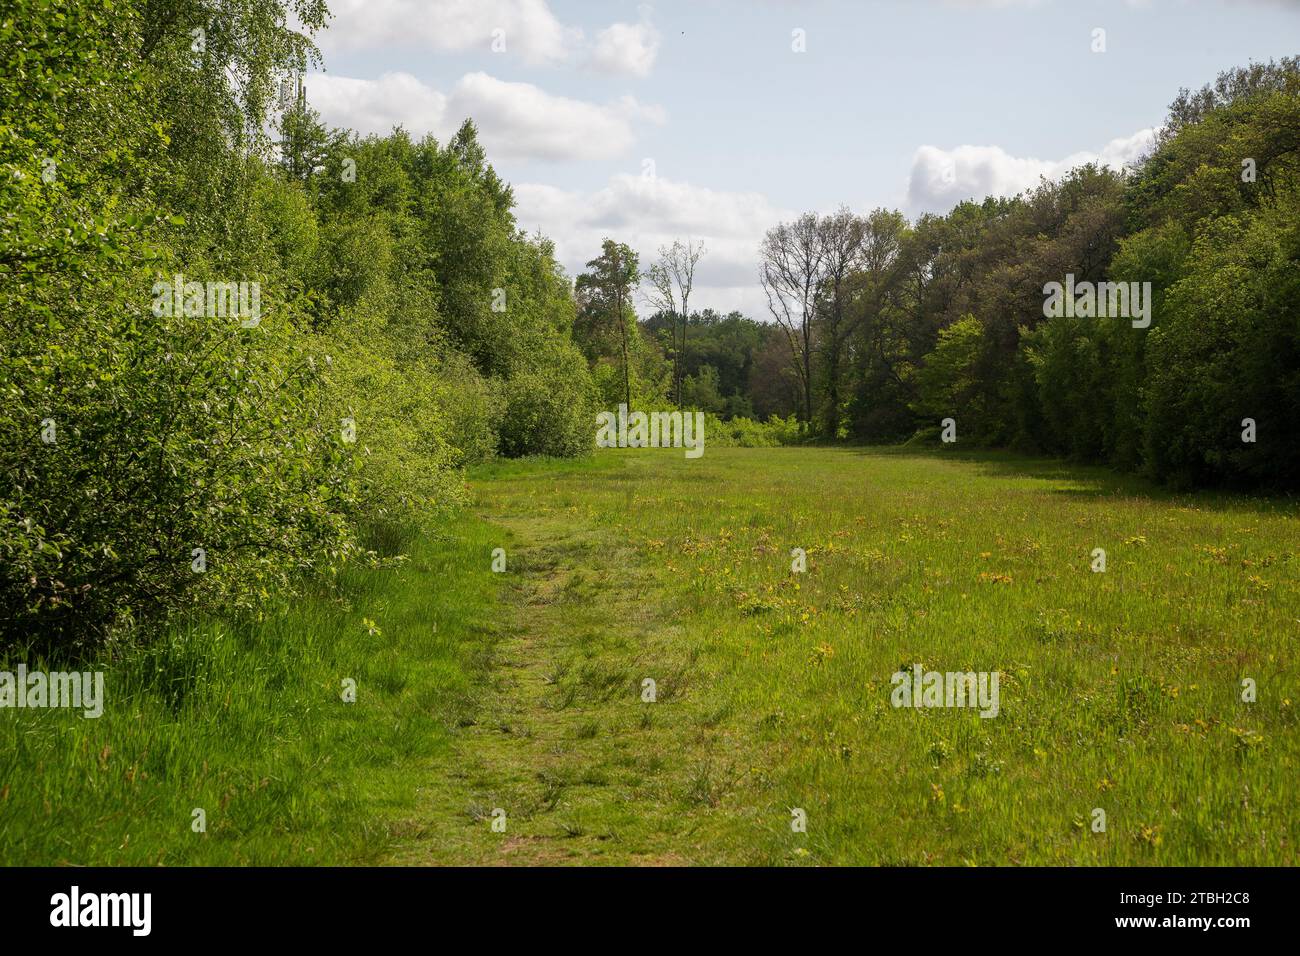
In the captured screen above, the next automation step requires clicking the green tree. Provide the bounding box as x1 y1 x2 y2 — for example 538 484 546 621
576 239 641 409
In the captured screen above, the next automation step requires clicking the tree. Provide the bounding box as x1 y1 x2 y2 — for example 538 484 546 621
681 364 726 413
1160 56 1300 145
760 213 825 428
277 77 332 182
645 239 706 406
844 209 909 440
576 240 641 409
812 207 865 436
749 327 803 421
912 315 988 426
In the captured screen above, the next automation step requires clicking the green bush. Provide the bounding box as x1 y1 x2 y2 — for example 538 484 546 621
702 414 801 448
1 259 358 649
0 0 636 655
433 351 501 467
497 353 597 458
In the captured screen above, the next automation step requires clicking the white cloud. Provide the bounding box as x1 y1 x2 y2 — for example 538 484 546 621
1094 127 1161 168
317 0 665 76
905 127 1159 213
513 175 793 317
318 0 580 65
304 73 447 140
304 71 665 161
589 5 662 77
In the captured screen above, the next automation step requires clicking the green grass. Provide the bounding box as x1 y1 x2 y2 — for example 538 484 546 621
3 447 1297 865
0 514 504 864
394 446 1299 865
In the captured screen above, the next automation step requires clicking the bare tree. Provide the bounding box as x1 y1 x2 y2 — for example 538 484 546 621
760 213 824 428
645 239 705 406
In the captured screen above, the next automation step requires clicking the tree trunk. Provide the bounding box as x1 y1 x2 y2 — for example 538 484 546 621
672 312 681 407
618 287 631 409
678 302 688 407
803 321 814 426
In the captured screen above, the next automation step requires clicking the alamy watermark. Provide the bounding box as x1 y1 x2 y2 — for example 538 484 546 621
50 886 150 936
0 665 104 718
596 404 705 459
1043 273 1151 328
151 273 261 327
891 665 1000 718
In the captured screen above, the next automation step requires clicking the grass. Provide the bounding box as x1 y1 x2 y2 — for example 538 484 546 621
0 514 504 864
3 446 1297 865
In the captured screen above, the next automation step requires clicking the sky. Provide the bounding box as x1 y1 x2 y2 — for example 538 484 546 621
302 0 1300 318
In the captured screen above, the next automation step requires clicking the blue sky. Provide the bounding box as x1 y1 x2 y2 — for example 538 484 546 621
306 0 1300 316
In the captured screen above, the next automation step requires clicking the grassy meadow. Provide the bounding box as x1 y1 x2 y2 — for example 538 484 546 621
3 447 1297 865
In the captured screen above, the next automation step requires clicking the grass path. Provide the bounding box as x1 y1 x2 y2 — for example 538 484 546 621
388 458 766 864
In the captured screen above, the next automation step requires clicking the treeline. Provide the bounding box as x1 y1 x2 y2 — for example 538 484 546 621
567 238 803 430
747 59 1300 488
568 58 1300 491
5 1 1297 650
2 0 596 650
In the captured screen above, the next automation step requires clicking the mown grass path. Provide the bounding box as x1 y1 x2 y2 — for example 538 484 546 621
388 456 765 864
386 448 1299 865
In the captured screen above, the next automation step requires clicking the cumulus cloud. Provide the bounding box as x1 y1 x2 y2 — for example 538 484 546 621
905 127 1159 214
317 0 665 75
513 175 793 316
304 72 665 161
589 5 662 77
318 0 579 65
304 73 447 140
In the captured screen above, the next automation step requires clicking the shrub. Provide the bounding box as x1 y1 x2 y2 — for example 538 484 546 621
702 414 801 448
1 261 358 651
497 356 597 458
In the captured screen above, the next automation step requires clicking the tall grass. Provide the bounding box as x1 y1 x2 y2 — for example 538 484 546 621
0 515 504 865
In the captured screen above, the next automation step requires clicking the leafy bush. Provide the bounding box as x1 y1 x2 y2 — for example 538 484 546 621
497 354 597 458
0 2 305 648
432 351 501 467
1 259 358 649
702 414 801 448
323 322 463 521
